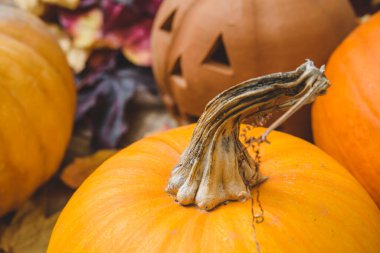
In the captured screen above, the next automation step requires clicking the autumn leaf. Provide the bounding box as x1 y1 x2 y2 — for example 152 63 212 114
76 61 157 148
13 0 46 15
0 201 59 253
42 0 80 10
63 124 93 164
15 0 165 149
0 224 6 239
60 8 103 48
99 0 160 66
48 24 90 73
61 149 117 189
121 19 153 66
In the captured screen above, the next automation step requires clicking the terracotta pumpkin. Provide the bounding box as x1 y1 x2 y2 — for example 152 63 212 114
312 12 380 206
151 0 357 140
48 63 379 253
0 6 76 216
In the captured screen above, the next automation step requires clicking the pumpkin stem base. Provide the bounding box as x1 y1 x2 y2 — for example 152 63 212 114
166 121 267 210
166 60 330 210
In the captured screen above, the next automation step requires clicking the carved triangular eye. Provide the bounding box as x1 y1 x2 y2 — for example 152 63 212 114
171 56 183 77
161 9 177 32
203 35 230 67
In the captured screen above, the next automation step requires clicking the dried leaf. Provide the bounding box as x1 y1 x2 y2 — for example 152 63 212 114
18 0 165 149
61 149 117 189
121 86 177 144
41 0 79 9
60 8 103 48
99 0 160 66
121 19 152 66
67 47 90 73
77 64 156 148
63 124 93 166
0 201 59 253
0 224 6 239
48 24 90 73
13 0 45 15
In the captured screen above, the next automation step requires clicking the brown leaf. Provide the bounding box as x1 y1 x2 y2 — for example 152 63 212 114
40 179 74 217
0 223 6 239
63 124 93 164
13 0 46 15
61 149 117 189
121 88 177 145
41 0 80 10
47 24 90 73
0 201 59 253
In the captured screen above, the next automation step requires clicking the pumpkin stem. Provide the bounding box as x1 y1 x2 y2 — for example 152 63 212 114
166 60 330 210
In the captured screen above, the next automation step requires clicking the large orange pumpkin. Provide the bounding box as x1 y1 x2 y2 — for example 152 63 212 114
47 126 380 252
48 63 379 253
152 0 357 140
0 6 76 216
312 12 380 206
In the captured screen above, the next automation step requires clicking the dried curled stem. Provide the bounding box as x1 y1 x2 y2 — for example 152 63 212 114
166 60 330 210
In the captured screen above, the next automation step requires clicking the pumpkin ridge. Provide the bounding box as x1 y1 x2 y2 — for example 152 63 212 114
0 7 76 216
0 34 74 128
0 83 48 177
0 45 71 166
353 36 380 118
147 135 187 155
0 86 47 215
0 6 75 93
0 132 25 213
341 59 380 122
311 92 349 164
0 35 75 121
87 200 178 252
118 202 178 251
247 173 377 252
0 33 75 110
132 206 193 252
57 199 172 250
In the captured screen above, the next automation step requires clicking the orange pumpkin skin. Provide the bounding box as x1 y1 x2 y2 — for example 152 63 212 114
312 13 380 206
48 125 380 253
0 6 76 216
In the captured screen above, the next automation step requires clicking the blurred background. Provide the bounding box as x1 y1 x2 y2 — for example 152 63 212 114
0 0 379 252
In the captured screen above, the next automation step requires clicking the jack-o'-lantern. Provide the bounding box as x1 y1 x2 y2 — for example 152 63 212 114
151 0 357 140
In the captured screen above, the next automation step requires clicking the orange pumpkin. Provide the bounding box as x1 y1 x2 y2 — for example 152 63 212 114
312 12 380 206
151 0 357 140
0 6 76 216
48 63 379 253
47 126 380 252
